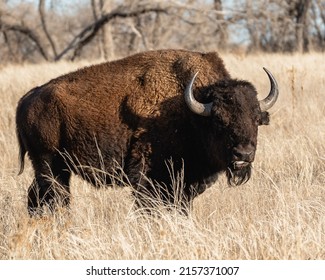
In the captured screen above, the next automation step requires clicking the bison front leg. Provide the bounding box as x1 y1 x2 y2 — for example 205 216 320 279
127 157 192 215
131 181 192 216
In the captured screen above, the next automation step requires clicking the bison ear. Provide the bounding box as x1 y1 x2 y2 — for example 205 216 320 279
259 111 270 126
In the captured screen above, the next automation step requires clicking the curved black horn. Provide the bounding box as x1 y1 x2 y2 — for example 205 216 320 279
184 72 212 117
259 68 279 112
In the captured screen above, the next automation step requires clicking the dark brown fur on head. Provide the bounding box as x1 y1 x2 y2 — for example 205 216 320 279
202 79 270 186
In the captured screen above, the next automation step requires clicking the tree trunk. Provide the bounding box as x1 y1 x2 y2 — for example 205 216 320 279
39 0 57 58
99 0 114 60
214 0 228 50
246 0 260 52
294 0 311 53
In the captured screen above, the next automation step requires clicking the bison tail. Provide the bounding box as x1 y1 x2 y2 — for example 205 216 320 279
17 129 26 175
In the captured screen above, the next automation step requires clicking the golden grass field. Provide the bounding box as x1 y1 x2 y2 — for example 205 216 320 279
0 52 324 260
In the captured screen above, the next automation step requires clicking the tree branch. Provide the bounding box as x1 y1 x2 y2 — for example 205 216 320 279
39 0 58 58
56 3 168 61
0 19 49 61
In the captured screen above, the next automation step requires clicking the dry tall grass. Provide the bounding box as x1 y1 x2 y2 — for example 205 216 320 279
0 53 324 260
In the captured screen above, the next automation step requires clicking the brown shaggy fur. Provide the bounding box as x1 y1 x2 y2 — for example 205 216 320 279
16 49 271 214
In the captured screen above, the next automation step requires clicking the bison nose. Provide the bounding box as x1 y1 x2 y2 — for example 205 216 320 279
233 144 255 162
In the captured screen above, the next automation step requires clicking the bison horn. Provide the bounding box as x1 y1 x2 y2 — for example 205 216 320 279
259 67 279 112
184 72 213 117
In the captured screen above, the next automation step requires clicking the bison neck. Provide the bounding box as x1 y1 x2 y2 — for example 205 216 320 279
181 117 227 186
126 113 227 199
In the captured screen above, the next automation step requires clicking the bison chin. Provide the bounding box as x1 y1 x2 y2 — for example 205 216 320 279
226 164 252 186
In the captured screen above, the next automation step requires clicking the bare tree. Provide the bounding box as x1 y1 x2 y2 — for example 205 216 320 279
39 0 57 58
245 0 261 51
233 0 320 53
0 1 169 62
214 0 228 49
0 0 324 64
0 18 49 61
287 0 312 52
61 2 168 61
91 0 115 60
311 0 325 50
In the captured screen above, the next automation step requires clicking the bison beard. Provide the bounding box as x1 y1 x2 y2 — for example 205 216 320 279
226 164 252 186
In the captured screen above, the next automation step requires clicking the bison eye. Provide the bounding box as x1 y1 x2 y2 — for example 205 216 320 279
255 118 260 126
214 121 230 134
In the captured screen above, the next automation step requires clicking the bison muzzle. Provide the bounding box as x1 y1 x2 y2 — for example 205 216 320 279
16 49 279 215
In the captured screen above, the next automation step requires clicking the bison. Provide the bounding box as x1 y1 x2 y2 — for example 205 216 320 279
16 49 279 215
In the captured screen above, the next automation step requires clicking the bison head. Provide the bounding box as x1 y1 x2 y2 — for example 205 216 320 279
184 68 279 186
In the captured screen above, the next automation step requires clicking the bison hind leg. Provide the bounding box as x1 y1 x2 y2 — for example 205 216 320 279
28 153 71 216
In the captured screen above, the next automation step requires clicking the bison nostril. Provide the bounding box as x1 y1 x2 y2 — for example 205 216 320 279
233 146 255 161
